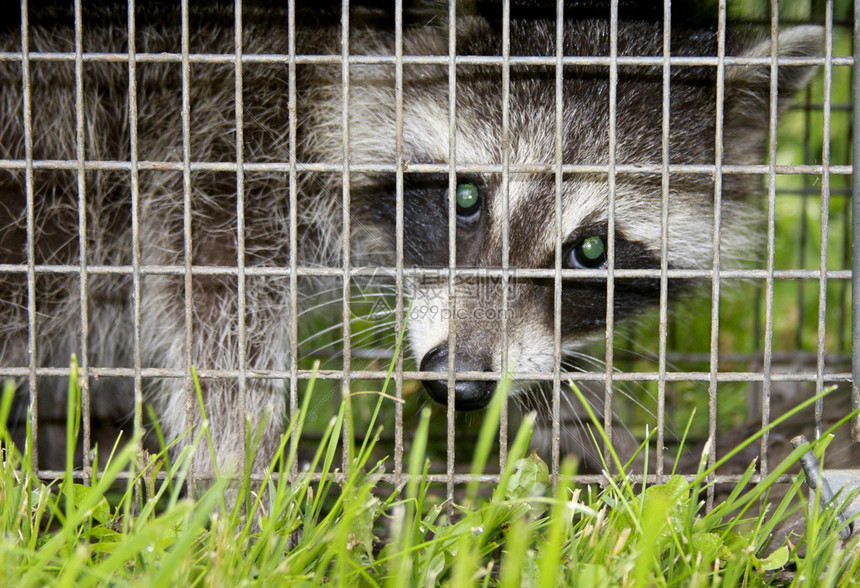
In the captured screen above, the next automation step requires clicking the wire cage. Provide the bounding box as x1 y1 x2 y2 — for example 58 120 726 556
0 0 857 512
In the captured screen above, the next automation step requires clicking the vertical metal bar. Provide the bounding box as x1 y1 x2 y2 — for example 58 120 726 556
20 0 39 472
748 285 762 423
815 0 834 439
760 0 780 480
393 0 405 482
73 0 91 483
708 0 728 509
340 0 353 473
180 0 196 477
234 0 248 477
840 137 850 355
853 0 860 441
797 86 812 351
551 0 564 484
126 0 144 473
446 0 458 512
288 0 300 479
657 0 671 482
603 0 618 456
499 0 511 469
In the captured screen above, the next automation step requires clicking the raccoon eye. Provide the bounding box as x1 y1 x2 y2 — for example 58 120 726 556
455 182 481 224
567 236 607 269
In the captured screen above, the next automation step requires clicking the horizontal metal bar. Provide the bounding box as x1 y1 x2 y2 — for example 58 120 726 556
0 263 852 281
0 158 852 176
0 365 850 383
623 351 851 365
0 50 850 67
338 347 853 366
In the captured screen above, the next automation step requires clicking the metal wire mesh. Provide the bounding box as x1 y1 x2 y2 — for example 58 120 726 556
0 0 856 505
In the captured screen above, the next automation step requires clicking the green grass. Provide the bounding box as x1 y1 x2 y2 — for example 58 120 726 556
2 361 859 586
2 3 852 582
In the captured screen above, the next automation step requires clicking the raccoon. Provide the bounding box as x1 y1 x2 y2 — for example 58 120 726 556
0 1 823 476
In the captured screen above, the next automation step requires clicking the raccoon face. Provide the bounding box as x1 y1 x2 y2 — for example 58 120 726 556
337 17 823 410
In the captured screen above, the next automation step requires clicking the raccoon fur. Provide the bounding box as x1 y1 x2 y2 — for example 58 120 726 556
0 1 823 477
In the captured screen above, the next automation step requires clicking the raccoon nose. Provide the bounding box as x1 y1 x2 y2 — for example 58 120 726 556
419 344 496 411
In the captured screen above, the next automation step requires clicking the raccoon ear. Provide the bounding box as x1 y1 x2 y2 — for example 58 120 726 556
723 26 824 143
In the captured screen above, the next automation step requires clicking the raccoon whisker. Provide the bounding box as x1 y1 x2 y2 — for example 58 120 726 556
560 363 682 446
295 278 400 292
561 352 658 394
351 326 401 352
298 327 397 359
558 385 651 460
559 375 659 426
298 312 397 339
299 320 398 358
517 383 608 469
293 292 399 321
561 344 684 435
525 352 661 422
609 331 663 361
560 351 609 371
295 282 400 300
